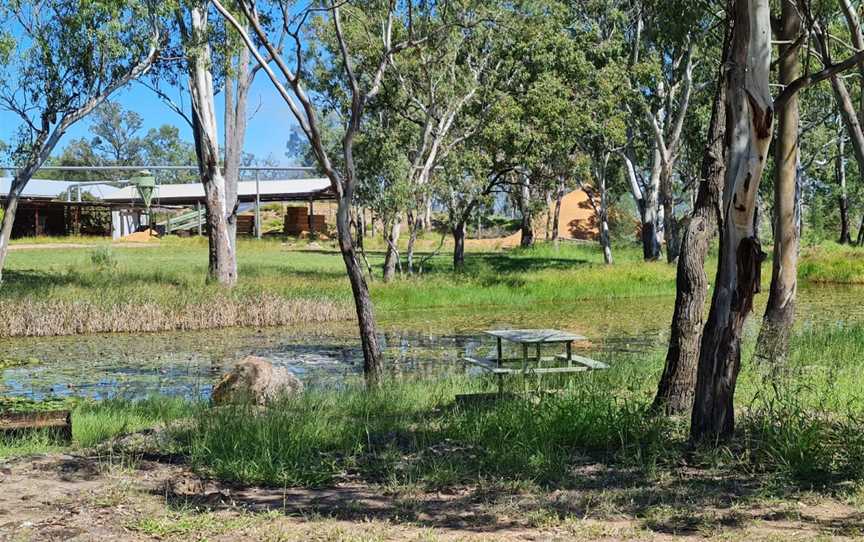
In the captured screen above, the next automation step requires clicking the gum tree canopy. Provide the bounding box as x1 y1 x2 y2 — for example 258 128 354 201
0 0 163 281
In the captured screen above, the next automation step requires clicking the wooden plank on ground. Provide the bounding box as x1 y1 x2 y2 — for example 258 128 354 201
0 410 72 441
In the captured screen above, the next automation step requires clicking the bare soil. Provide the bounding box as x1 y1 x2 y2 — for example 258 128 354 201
2 452 864 541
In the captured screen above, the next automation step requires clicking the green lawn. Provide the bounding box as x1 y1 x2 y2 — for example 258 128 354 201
5 235 864 336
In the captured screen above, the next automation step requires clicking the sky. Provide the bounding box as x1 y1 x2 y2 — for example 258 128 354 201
0 74 300 166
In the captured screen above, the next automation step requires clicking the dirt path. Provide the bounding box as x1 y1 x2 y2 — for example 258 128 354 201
1 452 864 541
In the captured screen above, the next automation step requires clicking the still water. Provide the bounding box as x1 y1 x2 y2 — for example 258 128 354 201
2 284 862 401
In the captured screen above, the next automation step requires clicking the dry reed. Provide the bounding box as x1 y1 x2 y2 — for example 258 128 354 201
0 294 352 337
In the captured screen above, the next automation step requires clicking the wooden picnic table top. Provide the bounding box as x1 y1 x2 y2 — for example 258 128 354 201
484 329 586 344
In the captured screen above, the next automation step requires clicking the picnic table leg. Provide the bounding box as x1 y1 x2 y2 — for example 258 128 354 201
566 341 573 367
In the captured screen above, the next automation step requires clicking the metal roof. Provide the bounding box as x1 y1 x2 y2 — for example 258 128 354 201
102 178 334 204
0 178 118 200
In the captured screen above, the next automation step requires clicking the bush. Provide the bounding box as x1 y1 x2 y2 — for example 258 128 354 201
89 246 117 269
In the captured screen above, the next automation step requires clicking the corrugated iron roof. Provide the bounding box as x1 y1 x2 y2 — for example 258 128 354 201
0 178 118 200
102 178 334 204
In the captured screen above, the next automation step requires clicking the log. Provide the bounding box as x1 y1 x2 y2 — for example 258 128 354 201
0 410 72 441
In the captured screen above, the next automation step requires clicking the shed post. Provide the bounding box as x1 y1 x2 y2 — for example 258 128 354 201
308 198 314 233
196 200 202 236
255 170 261 239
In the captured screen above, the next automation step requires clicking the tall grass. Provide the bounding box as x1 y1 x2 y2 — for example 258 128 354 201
181 373 676 488
0 397 194 459
173 324 864 491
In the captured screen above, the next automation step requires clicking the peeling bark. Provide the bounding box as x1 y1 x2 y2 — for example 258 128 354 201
654 21 729 415
691 0 773 441
183 5 236 286
756 0 801 365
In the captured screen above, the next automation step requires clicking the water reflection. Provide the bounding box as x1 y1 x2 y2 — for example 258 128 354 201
1 284 862 401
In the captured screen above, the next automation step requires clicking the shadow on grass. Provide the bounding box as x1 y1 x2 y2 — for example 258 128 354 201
146 454 864 538
0 269 79 297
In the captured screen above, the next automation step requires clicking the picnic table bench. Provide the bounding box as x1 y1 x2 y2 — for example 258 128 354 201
463 329 609 380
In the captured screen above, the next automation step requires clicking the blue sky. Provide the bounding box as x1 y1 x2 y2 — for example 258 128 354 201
0 74 300 166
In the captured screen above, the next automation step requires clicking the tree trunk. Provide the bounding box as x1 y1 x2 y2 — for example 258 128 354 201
383 217 401 282
552 180 564 245
519 177 534 248
224 42 251 252
838 128 851 244
186 5 236 286
336 191 383 385
641 150 663 260
598 164 613 265
0 191 21 282
406 210 419 274
691 0 773 442
756 0 801 365
857 215 864 246
544 190 553 242
660 166 679 263
654 35 728 415
453 220 466 270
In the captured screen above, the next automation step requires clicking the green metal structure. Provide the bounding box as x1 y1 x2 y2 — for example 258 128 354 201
128 171 156 211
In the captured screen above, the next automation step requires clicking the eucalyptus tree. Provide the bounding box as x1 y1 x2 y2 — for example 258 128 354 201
143 1 266 285
654 0 730 415
356 6 490 280
478 0 597 249
433 146 500 270
390 15 490 275
689 0 774 440
56 102 197 183
689 0 864 439
214 0 443 384
755 0 803 364
757 0 864 363
0 0 163 282
171 0 239 286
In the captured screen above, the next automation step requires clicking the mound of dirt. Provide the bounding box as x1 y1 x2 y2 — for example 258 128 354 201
122 228 159 242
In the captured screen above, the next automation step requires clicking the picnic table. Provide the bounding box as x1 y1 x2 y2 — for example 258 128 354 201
463 328 609 377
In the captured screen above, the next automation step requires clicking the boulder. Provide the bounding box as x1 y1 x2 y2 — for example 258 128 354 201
212 356 303 406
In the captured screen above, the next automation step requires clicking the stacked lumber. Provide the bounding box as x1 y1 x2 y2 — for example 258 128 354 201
284 207 325 235
237 215 255 236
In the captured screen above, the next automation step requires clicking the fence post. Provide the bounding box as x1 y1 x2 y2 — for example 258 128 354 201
255 170 261 239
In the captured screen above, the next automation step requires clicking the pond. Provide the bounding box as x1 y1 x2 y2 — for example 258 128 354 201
2 284 862 402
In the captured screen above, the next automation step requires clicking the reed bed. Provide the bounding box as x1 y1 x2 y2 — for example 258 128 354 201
0 295 351 337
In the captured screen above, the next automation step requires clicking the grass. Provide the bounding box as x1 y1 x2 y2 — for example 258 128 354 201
1 236 679 337
798 242 864 284
0 396 193 459
130 323 859 492
2 323 864 513
5 235 864 493
6 235 864 337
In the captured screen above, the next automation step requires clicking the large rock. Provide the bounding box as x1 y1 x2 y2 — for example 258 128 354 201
212 356 303 406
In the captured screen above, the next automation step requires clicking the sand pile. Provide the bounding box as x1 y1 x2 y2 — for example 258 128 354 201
122 228 159 242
